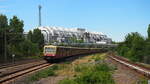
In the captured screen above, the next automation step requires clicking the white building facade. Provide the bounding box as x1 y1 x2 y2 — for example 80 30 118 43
37 26 112 44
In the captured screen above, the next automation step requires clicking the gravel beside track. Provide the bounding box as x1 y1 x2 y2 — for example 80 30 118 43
0 59 48 84
106 53 150 84
0 60 47 77
106 57 143 84
109 55 150 79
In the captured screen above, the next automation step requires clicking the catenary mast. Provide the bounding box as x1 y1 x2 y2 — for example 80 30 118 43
38 5 42 27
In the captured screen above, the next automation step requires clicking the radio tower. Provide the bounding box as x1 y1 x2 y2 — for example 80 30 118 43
38 5 42 27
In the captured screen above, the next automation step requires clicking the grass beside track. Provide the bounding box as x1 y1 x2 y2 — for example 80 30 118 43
58 53 115 84
27 65 59 82
26 53 110 83
25 53 149 84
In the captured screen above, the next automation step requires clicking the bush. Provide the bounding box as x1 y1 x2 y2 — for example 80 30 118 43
74 64 90 73
117 32 147 63
74 65 82 72
75 71 114 84
92 54 106 61
94 63 112 72
60 63 115 84
8 39 40 59
51 65 59 70
74 63 115 84
50 64 64 70
59 79 78 84
64 61 71 64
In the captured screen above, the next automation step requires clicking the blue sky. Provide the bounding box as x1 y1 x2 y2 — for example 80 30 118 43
0 0 150 41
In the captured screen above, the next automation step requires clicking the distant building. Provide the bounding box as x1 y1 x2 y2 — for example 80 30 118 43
34 26 112 44
23 32 28 39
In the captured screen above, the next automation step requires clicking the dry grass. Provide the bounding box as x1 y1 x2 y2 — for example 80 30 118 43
55 53 107 77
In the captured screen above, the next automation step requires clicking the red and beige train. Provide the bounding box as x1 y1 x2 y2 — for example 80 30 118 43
43 45 107 62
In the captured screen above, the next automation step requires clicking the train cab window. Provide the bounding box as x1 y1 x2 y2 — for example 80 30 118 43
45 47 56 53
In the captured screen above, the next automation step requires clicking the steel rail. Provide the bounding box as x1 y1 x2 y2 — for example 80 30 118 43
0 63 52 84
109 55 150 79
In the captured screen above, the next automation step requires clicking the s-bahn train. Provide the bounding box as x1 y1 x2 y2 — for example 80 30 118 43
43 45 108 62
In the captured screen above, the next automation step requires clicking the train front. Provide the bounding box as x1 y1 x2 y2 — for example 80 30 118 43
43 45 57 62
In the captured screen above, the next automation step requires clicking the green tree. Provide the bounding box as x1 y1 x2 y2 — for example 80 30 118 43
32 29 44 50
144 26 150 63
6 16 24 61
0 15 43 63
144 41 150 63
147 24 150 39
117 44 129 57
27 30 33 41
117 32 145 62
0 14 8 62
0 14 8 28
8 39 40 60
19 40 40 57
9 16 24 45
130 32 145 62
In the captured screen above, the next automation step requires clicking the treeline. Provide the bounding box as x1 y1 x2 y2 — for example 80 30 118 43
0 14 44 63
117 25 150 64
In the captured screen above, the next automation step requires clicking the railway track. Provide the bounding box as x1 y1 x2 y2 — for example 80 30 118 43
0 59 43 69
109 54 150 79
0 60 47 77
0 63 52 84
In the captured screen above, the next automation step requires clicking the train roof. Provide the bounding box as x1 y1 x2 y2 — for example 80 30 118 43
44 44 117 49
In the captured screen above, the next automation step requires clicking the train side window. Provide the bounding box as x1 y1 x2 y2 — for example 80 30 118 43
45 47 56 53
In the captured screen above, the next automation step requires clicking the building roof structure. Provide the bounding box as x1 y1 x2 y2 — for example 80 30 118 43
37 26 112 44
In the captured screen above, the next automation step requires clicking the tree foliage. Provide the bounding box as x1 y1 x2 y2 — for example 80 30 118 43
9 16 24 45
147 24 150 39
0 14 8 62
27 29 44 51
19 40 40 57
27 30 32 41
117 26 150 64
0 14 43 63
